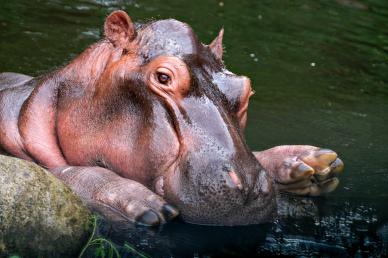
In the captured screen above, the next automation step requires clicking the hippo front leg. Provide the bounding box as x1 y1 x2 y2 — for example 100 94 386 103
253 145 344 196
50 166 179 226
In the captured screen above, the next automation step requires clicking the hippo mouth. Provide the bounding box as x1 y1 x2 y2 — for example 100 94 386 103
154 159 277 226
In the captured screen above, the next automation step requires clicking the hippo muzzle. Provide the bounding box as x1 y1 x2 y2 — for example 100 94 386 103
162 157 276 226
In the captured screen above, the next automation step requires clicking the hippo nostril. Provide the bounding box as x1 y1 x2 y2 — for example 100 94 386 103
228 170 243 190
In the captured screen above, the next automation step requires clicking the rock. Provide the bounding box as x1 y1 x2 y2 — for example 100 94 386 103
0 155 92 257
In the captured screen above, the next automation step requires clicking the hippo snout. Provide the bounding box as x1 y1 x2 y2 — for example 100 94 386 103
162 157 276 226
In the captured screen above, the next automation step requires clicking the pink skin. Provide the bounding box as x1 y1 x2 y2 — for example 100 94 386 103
0 11 344 226
254 146 343 196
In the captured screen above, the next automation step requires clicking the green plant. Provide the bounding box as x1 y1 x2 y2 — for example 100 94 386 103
123 243 150 258
78 216 150 258
78 216 120 258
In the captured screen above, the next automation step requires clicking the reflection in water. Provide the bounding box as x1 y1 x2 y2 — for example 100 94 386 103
263 195 385 257
0 0 388 257
99 195 386 257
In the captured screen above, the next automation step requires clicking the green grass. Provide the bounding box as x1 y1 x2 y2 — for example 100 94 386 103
78 216 150 258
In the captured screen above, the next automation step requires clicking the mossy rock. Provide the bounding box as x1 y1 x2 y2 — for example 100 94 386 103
0 155 92 257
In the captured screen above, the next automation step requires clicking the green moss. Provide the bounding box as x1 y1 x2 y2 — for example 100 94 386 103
0 155 92 257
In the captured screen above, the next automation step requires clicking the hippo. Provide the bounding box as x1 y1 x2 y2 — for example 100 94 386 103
0 10 344 226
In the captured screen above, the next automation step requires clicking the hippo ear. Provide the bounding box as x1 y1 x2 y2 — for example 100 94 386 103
104 10 137 48
209 28 224 60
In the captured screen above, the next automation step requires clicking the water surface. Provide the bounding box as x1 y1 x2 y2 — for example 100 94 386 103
1 0 387 257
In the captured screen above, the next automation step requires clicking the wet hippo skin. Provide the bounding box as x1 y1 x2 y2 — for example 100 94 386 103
0 11 344 226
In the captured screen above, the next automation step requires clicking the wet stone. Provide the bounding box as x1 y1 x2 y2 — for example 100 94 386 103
0 155 92 257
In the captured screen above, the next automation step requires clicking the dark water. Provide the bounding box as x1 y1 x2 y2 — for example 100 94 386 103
1 0 388 257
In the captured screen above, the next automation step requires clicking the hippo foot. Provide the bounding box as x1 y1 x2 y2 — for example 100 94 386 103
91 178 179 226
51 166 179 226
254 145 344 196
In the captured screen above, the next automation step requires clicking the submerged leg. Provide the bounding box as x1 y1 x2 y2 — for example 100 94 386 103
51 166 179 226
254 145 344 196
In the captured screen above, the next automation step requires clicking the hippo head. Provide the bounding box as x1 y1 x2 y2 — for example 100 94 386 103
91 11 276 226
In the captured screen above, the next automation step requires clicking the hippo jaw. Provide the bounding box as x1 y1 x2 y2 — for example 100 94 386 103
159 148 276 226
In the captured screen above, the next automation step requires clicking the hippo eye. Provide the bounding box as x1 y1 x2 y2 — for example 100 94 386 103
157 73 170 85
